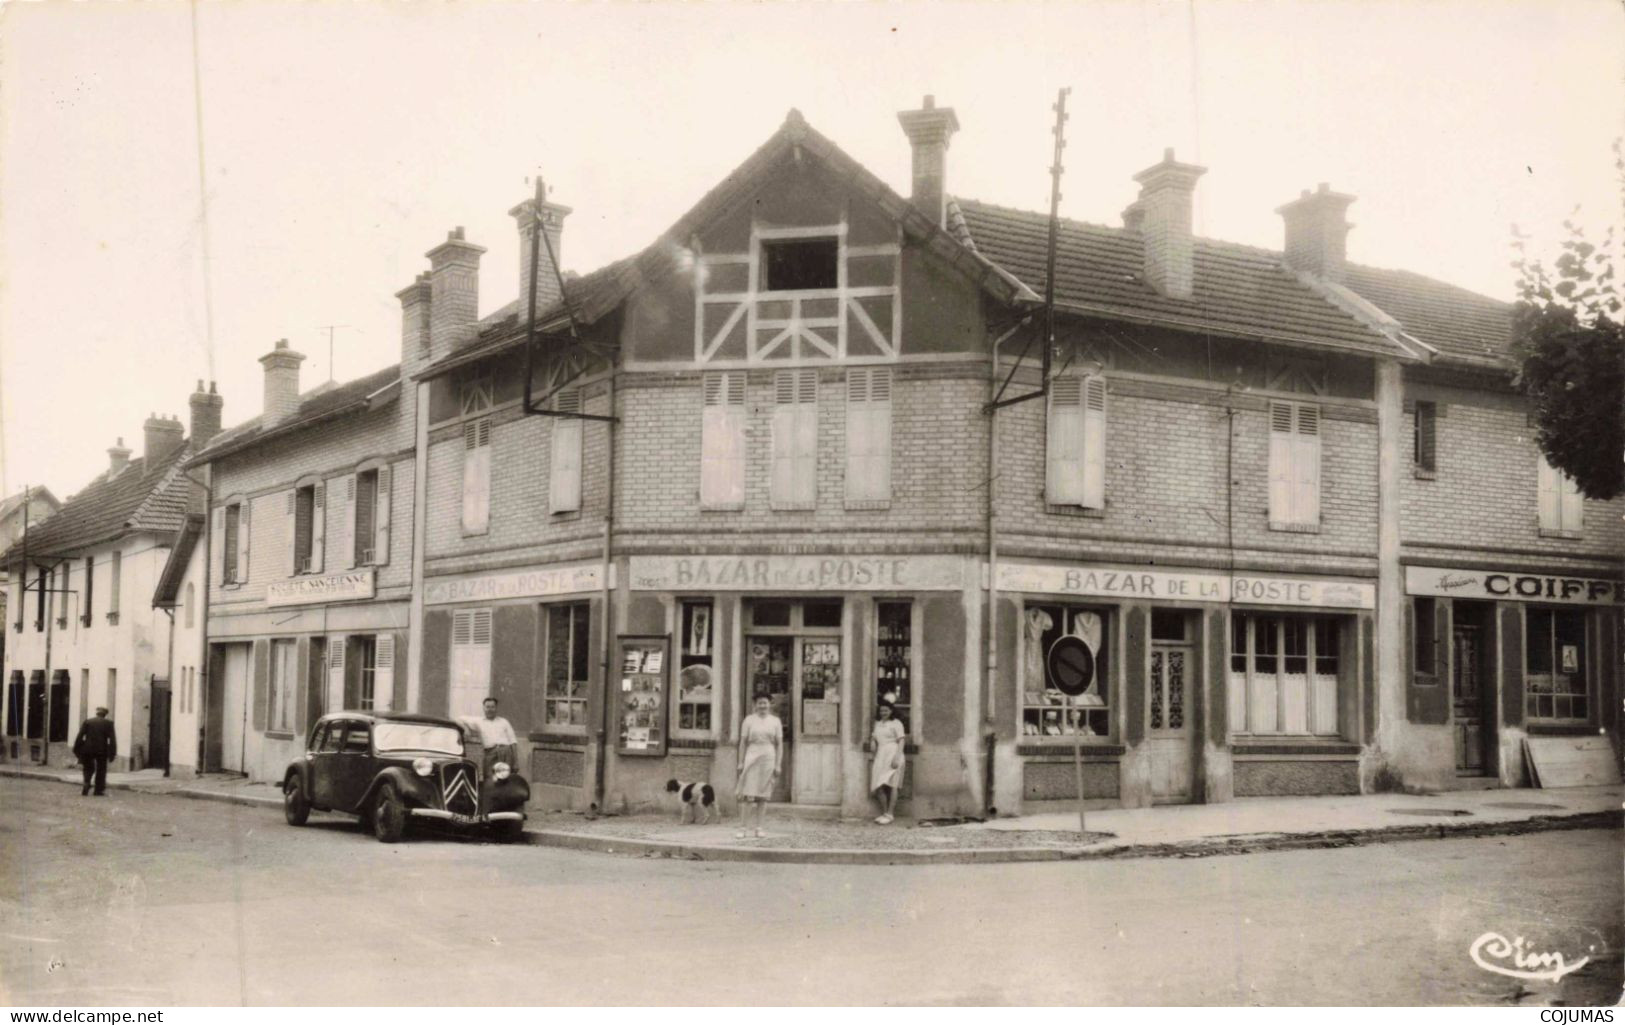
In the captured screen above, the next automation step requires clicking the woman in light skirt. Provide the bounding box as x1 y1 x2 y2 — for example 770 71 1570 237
735 693 782 838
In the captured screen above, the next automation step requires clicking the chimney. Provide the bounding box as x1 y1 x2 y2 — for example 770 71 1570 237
143 413 185 466
189 379 223 449
1278 182 1355 282
107 437 131 475
259 338 306 428
425 227 487 357
396 272 432 370
509 196 572 315
897 95 960 228
1131 148 1207 300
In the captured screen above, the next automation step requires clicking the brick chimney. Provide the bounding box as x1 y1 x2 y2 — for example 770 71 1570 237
510 196 572 315
144 413 185 467
426 227 486 358
259 339 306 428
189 379 223 449
396 272 432 371
107 437 131 475
1278 183 1355 282
897 95 960 228
1131 148 1207 300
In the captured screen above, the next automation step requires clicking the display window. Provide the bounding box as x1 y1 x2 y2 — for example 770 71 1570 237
1526 608 1588 722
1229 613 1340 736
1020 602 1111 739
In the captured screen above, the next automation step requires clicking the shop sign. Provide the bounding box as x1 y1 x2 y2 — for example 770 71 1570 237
996 561 1375 610
1405 566 1624 606
628 554 967 591
424 561 606 606
266 569 375 608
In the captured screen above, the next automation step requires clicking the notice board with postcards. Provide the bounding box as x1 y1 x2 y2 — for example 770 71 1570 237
617 635 670 757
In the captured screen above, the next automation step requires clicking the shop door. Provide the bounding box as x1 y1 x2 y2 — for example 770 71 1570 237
1452 625 1489 775
793 637 842 805
148 679 171 772
220 644 250 774
1148 643 1194 802
747 637 794 803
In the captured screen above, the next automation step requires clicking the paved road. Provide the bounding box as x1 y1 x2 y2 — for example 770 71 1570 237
0 777 1617 1005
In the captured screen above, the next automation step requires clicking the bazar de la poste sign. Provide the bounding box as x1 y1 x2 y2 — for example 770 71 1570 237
266 569 376 608
628 554 969 591
1406 566 1625 605
424 560 606 605
996 560 1376 608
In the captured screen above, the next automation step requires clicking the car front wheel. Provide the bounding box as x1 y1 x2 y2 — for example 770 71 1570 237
372 783 406 843
284 776 311 826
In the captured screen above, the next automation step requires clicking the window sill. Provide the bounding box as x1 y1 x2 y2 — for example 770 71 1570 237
550 509 582 521
845 499 892 512
1413 467 1438 481
1017 742 1125 757
669 736 718 750
79 618 93 629
1526 722 1596 736
1045 503 1106 518
769 503 817 513
1232 738 1357 757
1537 529 1583 540
105 613 119 625
528 731 589 746
700 504 744 513
1268 520 1321 534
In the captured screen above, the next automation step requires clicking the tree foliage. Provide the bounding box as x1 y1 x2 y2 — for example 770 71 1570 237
1509 140 1624 500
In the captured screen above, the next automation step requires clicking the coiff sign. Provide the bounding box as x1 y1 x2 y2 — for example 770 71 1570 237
1406 566 1624 606
267 569 375 608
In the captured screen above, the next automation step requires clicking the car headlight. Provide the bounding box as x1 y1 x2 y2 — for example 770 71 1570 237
413 758 432 777
491 762 511 781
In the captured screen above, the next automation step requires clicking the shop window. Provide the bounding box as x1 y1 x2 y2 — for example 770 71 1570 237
1413 597 1438 675
545 603 590 730
48 670 69 742
462 418 492 535
771 369 818 510
845 367 892 506
1537 456 1583 535
549 389 583 514
1413 401 1437 474
752 601 792 628
875 602 912 733
1046 375 1106 508
269 639 298 733
762 237 838 292
675 600 715 735
1229 613 1339 736
700 372 747 510
1021 603 1110 738
1268 401 1321 530
802 600 842 629
352 467 391 567
290 484 323 575
1526 608 1588 722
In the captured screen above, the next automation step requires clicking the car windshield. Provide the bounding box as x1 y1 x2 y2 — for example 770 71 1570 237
373 722 464 756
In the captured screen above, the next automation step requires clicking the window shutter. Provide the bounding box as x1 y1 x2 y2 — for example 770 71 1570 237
372 634 395 713
373 465 391 566
462 418 491 534
449 610 493 719
1081 376 1107 509
1414 401 1437 472
771 371 798 507
1559 465 1583 531
343 474 359 568
251 639 270 732
1268 401 1295 523
701 372 746 508
1046 377 1085 505
1293 404 1321 525
287 490 301 576
236 501 251 585
328 637 346 712
794 369 818 507
1537 455 1560 530
310 484 325 573
550 390 583 513
845 367 892 503
212 506 226 583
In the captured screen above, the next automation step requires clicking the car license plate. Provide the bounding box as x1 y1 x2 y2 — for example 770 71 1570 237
449 813 478 826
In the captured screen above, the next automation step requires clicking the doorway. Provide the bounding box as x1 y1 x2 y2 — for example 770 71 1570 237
744 599 844 806
1148 609 1197 803
1452 602 1495 777
148 677 171 772
217 643 250 774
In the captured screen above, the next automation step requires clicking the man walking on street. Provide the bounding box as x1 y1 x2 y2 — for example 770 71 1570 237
459 697 517 781
73 706 117 796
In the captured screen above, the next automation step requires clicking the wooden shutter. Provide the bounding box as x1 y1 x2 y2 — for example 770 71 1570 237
373 465 391 566
550 390 583 513
1414 401 1437 472
1293 403 1321 525
310 484 325 573
236 501 251 585
251 638 270 732
772 369 817 508
449 609 493 719
328 638 346 712
846 367 892 503
462 418 491 534
288 489 302 575
344 473 359 568
701 372 746 508
372 634 395 713
1268 401 1295 523
1081 376 1107 509
1543 458 1584 531
1046 377 1085 504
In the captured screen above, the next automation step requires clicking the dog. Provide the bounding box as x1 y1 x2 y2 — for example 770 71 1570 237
665 779 718 825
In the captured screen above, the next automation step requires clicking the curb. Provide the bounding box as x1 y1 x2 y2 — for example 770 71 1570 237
6 766 1617 864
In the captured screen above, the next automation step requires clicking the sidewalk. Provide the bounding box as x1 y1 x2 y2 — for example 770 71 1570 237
5 763 1617 865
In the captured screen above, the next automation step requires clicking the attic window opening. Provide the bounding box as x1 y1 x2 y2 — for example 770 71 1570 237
762 237 838 292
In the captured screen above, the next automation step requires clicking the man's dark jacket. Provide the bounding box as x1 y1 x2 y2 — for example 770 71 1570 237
73 717 117 760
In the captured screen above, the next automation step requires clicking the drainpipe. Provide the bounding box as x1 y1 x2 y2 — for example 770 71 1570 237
185 467 213 773
40 561 54 766
591 368 618 815
160 604 175 776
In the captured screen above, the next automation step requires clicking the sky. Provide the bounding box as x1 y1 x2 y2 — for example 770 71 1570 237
2 0 1621 502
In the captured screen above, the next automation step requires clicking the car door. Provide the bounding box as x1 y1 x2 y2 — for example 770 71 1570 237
332 720 374 812
309 719 346 808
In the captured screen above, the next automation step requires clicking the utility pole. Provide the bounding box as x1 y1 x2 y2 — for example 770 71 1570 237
318 325 349 383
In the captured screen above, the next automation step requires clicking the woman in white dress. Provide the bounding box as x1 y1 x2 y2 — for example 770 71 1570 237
734 693 782 838
869 701 906 824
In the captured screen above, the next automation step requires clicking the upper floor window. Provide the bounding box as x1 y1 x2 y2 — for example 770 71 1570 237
220 501 248 585
762 237 838 292
350 466 391 567
462 418 492 535
700 372 747 510
1046 375 1106 509
1268 400 1320 530
1413 400 1437 475
1537 455 1583 535
459 372 494 418
290 482 324 575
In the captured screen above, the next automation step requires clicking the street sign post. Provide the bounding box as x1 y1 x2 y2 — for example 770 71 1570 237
1047 635 1096 833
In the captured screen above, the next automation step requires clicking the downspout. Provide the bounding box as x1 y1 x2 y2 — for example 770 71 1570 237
40 561 54 766
186 467 212 774
160 604 175 776
591 367 618 815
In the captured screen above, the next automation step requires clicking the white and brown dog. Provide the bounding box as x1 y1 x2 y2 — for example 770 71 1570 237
665 779 718 825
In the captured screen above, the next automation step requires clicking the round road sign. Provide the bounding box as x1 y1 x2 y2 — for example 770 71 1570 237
1046 635 1096 697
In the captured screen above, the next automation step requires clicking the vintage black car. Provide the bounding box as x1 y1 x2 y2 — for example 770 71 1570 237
282 711 529 843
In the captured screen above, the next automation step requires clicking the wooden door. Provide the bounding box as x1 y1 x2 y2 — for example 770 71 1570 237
1452 625 1487 775
220 644 249 774
747 637 793 803
1148 644 1194 802
793 637 843 805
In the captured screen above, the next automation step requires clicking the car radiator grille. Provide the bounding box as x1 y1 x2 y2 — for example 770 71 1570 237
440 763 479 817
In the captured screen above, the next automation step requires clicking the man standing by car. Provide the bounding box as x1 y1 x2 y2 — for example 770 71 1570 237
459 698 518 781
73 706 117 796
